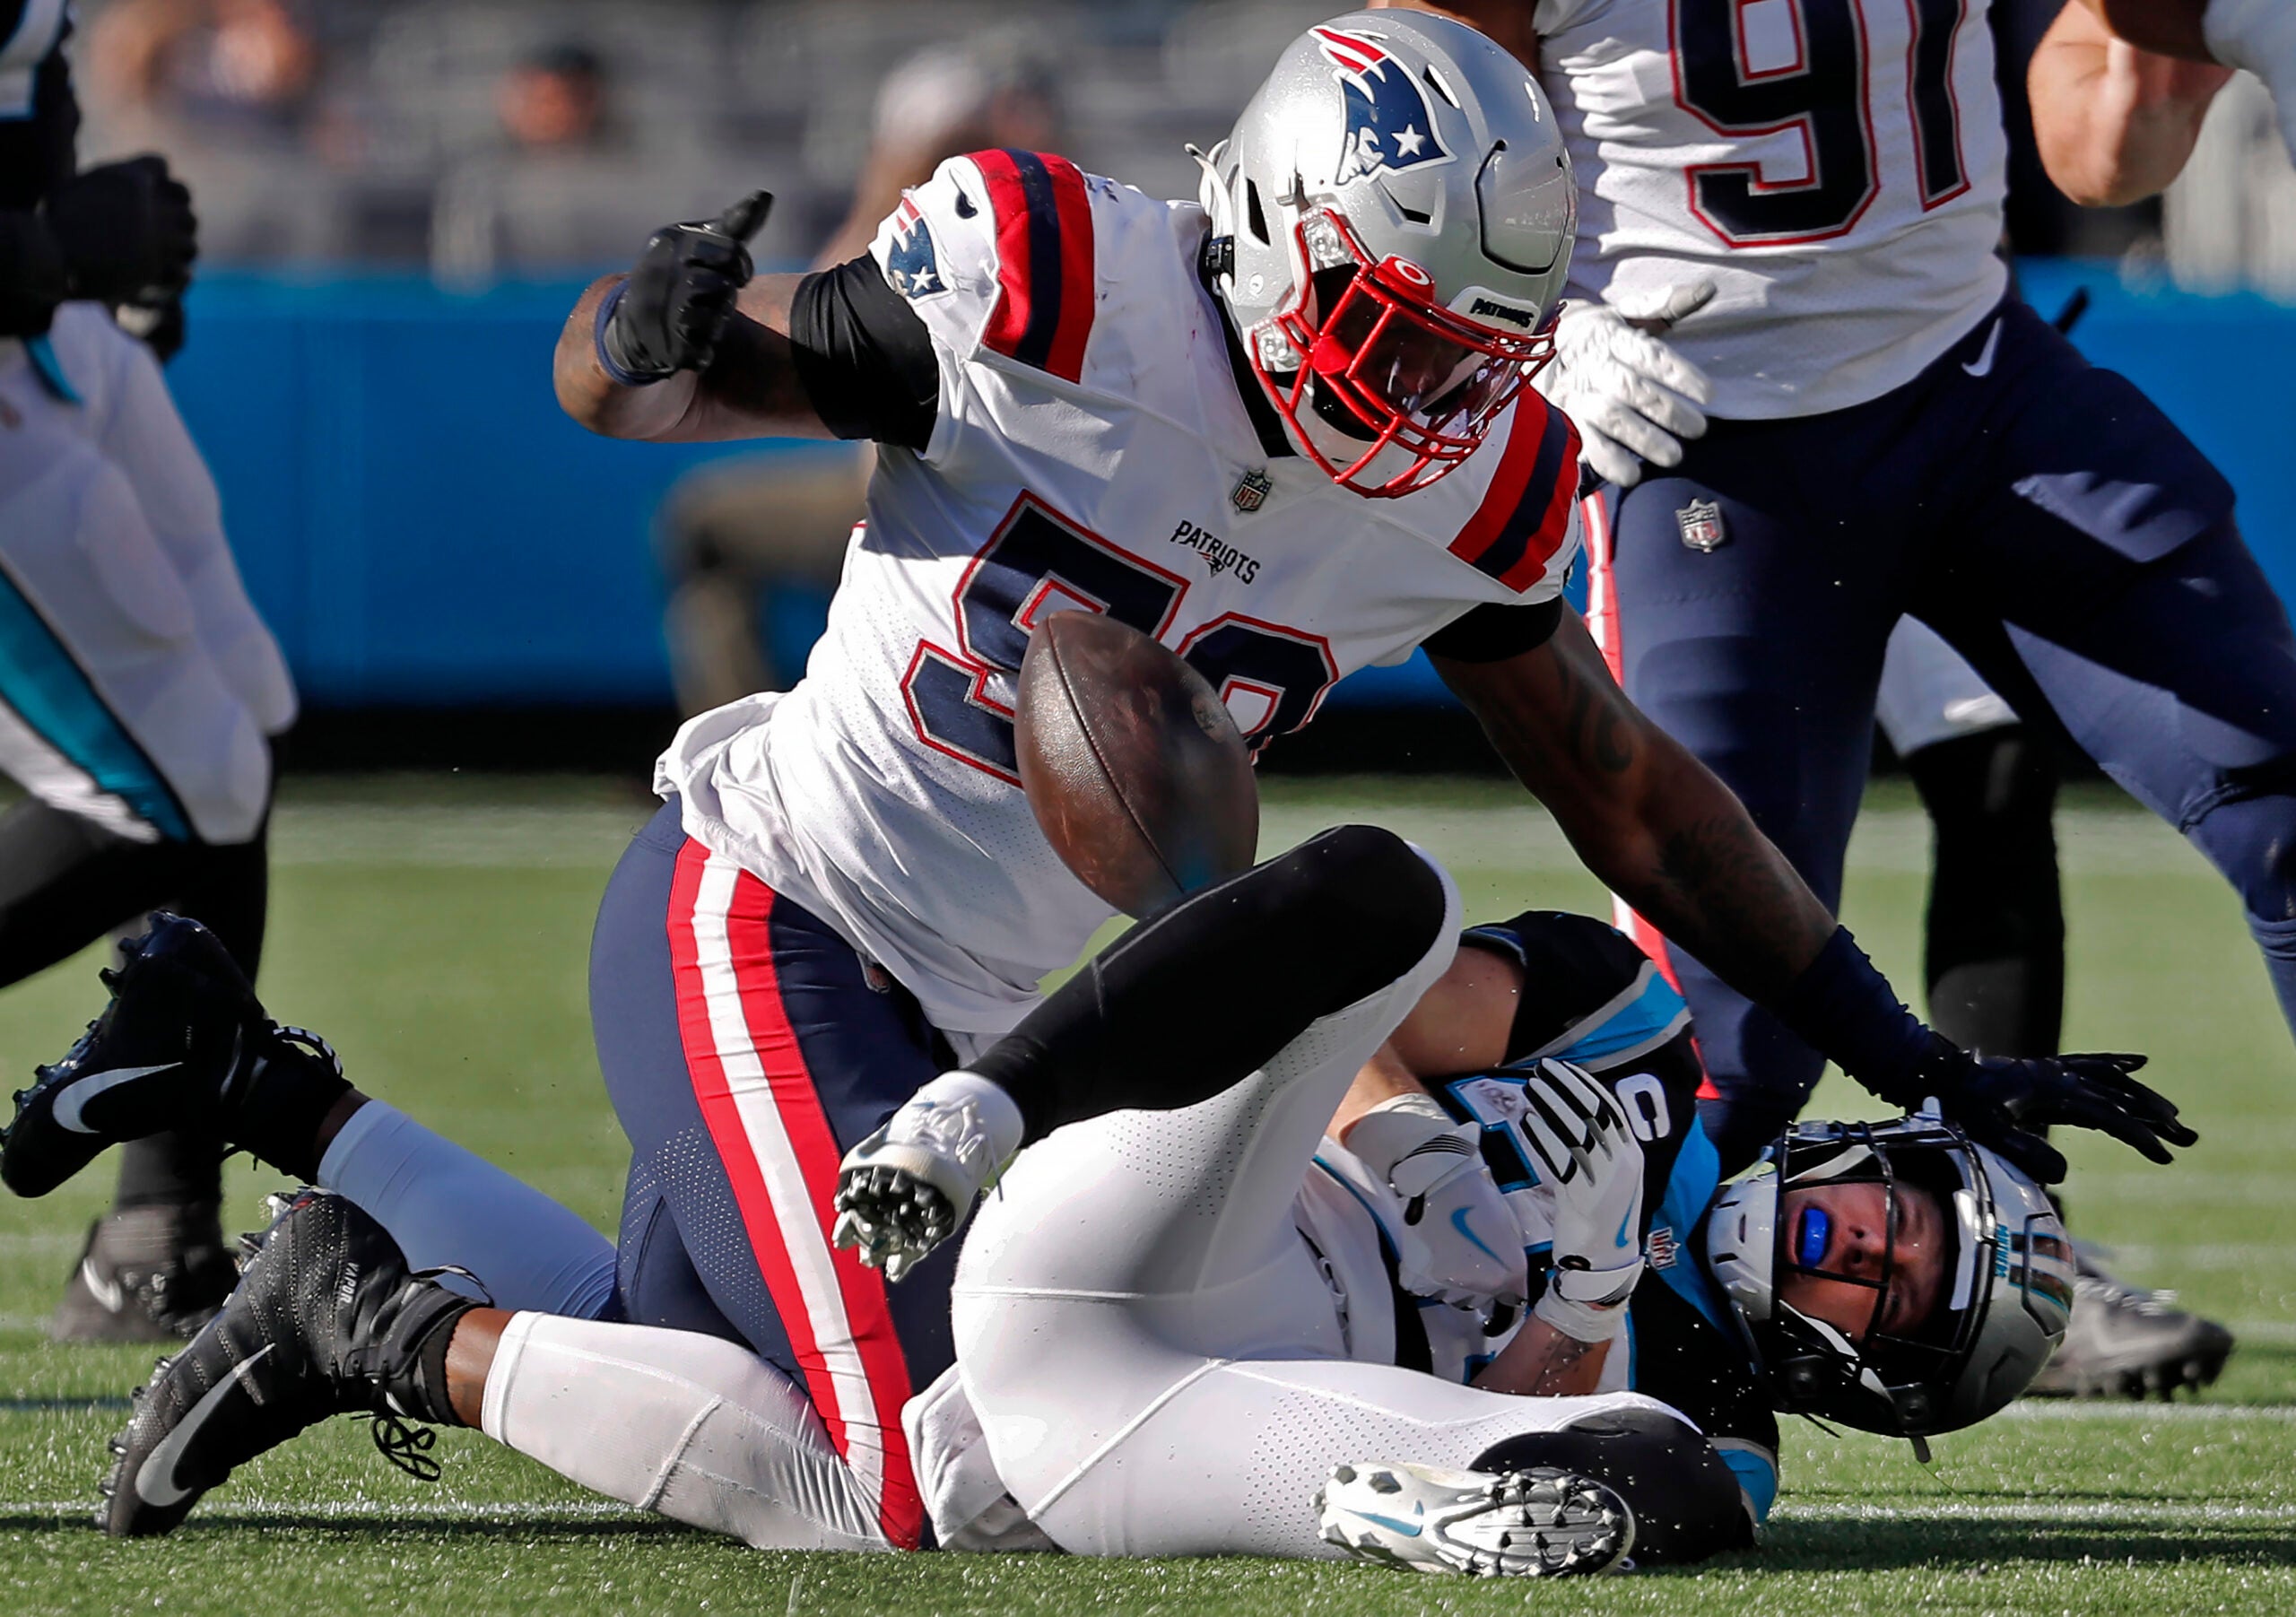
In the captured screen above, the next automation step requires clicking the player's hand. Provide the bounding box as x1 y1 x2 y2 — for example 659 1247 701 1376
46 157 196 306
1535 282 1717 488
1347 1094 1528 1308
1518 1060 1646 1340
1910 1038 2195 1184
601 191 772 382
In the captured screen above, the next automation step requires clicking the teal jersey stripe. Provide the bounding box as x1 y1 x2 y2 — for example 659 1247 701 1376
1548 969 1691 1065
1721 1445 1779 1524
0 568 191 841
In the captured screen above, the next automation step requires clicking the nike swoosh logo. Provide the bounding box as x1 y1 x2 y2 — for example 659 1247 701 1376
1962 318 2003 378
1356 1509 1424 1538
1616 1208 1637 1249
1448 1206 1507 1265
79 1258 126 1316
135 1344 274 1508
51 1065 178 1134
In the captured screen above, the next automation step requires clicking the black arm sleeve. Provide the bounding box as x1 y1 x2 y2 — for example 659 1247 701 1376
0 213 67 337
1421 597 1563 663
787 256 941 453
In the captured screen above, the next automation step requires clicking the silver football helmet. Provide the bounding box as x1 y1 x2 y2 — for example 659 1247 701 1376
1193 10 1577 497
1703 1113 2074 1441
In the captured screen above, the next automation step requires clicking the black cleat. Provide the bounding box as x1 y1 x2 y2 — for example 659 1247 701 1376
99 1189 475 1537
2 914 336 1199
50 1202 236 1343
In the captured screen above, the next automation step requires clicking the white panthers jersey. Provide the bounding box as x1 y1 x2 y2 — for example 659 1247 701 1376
658 152 1580 1035
1534 0 2011 417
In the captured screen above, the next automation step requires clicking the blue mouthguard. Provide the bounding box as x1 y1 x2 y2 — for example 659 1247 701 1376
1794 1206 1831 1269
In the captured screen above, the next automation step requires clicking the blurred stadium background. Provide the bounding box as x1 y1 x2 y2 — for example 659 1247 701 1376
56 0 2296 762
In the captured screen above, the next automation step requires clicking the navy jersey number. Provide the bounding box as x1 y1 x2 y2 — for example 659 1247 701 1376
903 494 1335 783
1673 0 1970 246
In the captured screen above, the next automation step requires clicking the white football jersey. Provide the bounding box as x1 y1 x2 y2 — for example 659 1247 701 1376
658 152 1580 1035
1534 0 2011 417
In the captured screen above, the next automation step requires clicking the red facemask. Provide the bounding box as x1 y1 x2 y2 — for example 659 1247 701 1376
1253 207 1557 499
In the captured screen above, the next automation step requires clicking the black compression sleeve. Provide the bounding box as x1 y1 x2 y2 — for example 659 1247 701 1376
0 212 67 337
1422 597 1562 663
787 256 940 452
970 825 1448 1145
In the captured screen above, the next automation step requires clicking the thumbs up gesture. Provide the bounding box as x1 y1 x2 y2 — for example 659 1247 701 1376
600 191 774 382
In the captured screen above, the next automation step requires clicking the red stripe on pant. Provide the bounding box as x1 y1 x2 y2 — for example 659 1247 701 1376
1581 493 1719 1098
665 839 926 1547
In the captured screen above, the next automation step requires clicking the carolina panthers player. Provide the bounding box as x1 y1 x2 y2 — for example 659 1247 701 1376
842 839 2074 1567
0 1 296 1341
14 832 2070 1571
1371 0 2274 1390
7 10 2185 1551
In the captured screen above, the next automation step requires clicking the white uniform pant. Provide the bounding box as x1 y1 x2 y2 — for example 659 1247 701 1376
950 857 1681 1559
0 308 293 845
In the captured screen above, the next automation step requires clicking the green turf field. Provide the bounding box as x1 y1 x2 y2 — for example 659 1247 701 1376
1 774 2290 1614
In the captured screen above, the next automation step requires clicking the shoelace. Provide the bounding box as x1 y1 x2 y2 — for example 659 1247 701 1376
369 1414 442 1482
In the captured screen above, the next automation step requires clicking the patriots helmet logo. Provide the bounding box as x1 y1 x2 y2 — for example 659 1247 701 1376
884 198 947 300
1314 25 1453 186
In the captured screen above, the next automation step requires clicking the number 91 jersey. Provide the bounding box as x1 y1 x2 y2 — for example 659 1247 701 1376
657 152 1581 1038
1535 0 2010 418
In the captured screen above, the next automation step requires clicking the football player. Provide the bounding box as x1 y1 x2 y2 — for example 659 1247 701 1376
8 10 2185 1550
24 830 2066 1572
0 2 295 1340
1370 0 2271 1389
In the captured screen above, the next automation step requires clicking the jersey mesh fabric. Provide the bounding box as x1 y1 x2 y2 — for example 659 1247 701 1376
657 156 1578 1035
1532 0 2009 418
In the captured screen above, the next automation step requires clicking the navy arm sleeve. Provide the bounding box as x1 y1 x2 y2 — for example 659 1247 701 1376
787 255 940 453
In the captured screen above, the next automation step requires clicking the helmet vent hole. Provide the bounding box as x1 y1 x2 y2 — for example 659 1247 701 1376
1244 179 1271 246
1421 63 1461 109
1376 180 1431 226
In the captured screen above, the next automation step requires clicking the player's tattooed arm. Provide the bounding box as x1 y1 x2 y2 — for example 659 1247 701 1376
2034 0 2232 205
554 271 833 443
1473 1314 1611 1398
1432 611 1835 1004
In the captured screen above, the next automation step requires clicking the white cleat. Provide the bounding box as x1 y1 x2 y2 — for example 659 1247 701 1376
830 1071 1022 1282
1316 1460 1634 1578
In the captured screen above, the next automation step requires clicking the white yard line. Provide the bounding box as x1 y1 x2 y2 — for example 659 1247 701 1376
1997 1401 2296 1423
0 1498 649 1520
1777 1500 2296 1524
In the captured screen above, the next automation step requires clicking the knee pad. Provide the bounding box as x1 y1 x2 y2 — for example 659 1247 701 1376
1472 1407 1753 1566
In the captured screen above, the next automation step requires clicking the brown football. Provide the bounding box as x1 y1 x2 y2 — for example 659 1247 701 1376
1015 611 1259 918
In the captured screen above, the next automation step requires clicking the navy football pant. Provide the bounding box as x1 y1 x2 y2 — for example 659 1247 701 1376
588 799 957 1548
1586 297 2296 1171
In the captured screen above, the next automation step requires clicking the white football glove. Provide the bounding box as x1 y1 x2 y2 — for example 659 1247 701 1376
2206 0 2296 163
1518 1059 1647 1343
1535 281 1718 489
1346 1093 1528 1309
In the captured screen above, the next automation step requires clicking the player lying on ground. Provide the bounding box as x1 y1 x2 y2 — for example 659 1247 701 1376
4 829 2078 1569
540 9 2175 1543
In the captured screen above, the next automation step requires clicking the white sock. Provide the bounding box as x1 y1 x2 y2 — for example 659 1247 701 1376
317 1101 617 1317
480 1311 892 1552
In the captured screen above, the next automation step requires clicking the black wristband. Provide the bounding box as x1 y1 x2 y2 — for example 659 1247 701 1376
0 211 67 338
1770 927 1939 1101
593 281 667 386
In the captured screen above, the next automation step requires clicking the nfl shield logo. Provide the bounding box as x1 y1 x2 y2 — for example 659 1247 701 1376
1231 468 1273 513
1676 499 1727 552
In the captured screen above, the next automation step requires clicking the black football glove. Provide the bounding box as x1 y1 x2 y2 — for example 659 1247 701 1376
1904 1035 2196 1184
47 156 196 306
601 191 771 382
